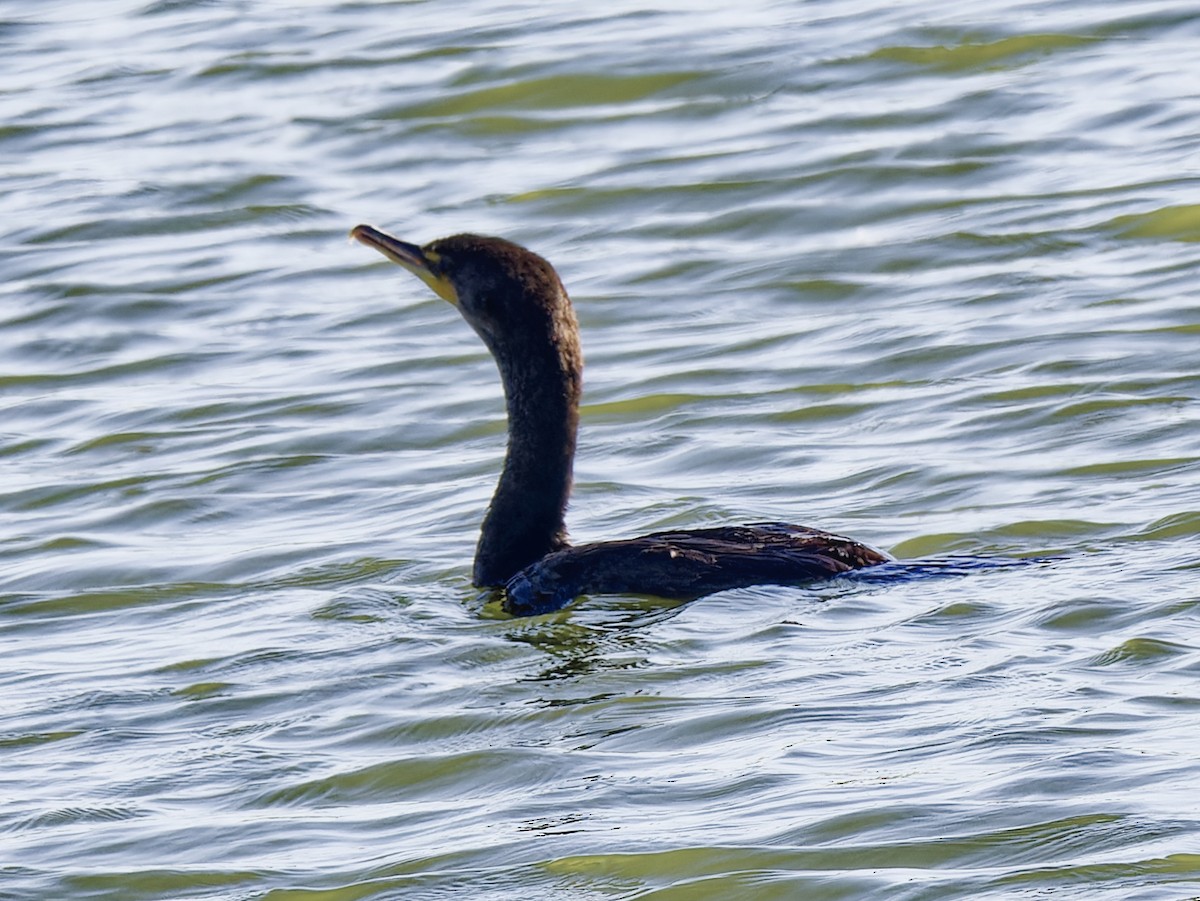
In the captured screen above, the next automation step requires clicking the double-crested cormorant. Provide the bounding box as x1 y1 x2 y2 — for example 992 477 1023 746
351 225 890 615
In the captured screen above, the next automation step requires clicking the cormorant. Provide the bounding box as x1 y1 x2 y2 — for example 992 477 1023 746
352 225 890 614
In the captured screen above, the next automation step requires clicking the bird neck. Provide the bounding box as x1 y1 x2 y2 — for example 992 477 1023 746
473 338 582 587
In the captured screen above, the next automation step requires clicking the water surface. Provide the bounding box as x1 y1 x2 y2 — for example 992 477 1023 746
3 1 1199 899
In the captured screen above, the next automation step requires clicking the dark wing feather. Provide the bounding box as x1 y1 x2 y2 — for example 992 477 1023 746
503 522 889 615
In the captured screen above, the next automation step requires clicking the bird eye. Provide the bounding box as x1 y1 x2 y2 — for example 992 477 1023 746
422 249 445 276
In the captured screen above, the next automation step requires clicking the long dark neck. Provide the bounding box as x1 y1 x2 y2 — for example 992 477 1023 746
472 324 582 587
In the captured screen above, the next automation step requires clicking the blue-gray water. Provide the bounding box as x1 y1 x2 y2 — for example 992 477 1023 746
3 2 1199 899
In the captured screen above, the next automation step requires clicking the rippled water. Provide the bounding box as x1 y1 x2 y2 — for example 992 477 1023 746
4 1 1199 899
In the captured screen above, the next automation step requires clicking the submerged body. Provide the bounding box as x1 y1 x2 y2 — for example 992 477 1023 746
351 225 890 614
506 523 887 615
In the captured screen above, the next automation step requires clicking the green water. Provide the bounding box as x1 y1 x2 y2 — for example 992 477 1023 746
3 2 1199 899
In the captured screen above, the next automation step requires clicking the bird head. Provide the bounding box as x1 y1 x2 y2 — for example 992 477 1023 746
351 225 572 357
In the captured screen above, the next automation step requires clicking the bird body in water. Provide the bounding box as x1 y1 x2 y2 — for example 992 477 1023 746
351 225 890 614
